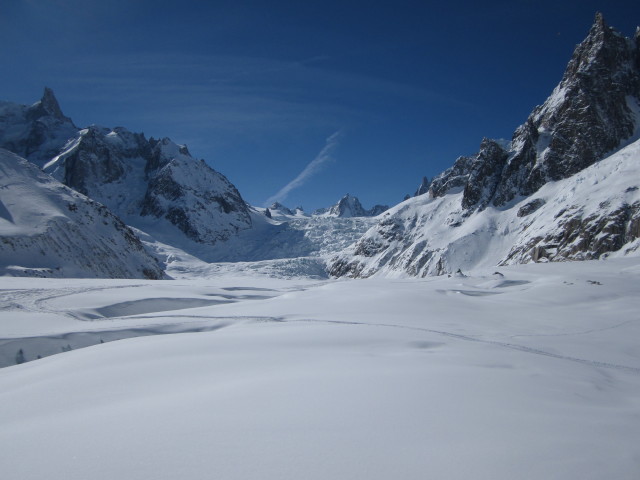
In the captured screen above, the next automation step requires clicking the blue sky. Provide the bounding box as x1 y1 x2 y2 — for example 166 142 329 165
1 1 638 211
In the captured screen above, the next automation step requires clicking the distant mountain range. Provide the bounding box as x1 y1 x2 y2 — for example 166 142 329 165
0 14 638 279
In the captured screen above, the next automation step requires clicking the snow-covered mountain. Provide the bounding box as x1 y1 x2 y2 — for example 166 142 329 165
0 149 163 279
313 194 388 217
330 15 640 278
0 90 252 249
44 128 251 245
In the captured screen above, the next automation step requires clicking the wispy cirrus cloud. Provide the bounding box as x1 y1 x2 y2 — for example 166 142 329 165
265 130 343 206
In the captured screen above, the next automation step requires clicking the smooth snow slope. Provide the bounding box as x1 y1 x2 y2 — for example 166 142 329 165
1 258 639 479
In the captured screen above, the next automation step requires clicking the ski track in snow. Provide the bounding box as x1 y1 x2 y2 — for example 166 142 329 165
1 258 640 376
286 317 640 375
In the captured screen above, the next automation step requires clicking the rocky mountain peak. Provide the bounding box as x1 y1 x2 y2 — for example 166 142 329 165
40 87 66 119
329 194 366 217
429 15 640 211
28 87 71 123
562 13 636 86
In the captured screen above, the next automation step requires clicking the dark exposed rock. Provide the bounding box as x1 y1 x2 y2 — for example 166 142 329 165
503 201 640 264
461 139 508 210
428 155 474 198
517 198 546 217
368 204 390 216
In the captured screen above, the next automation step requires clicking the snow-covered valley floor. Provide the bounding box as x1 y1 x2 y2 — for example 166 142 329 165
1 258 640 479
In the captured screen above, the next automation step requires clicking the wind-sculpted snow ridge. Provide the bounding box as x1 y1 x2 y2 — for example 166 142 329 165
329 138 640 278
0 149 164 279
331 15 640 278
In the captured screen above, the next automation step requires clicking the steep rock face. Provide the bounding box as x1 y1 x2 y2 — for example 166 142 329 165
428 155 474 198
461 139 509 210
0 88 77 167
329 194 367 217
428 14 640 211
0 149 163 279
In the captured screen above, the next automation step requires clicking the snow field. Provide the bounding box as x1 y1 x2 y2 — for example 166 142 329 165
1 258 640 479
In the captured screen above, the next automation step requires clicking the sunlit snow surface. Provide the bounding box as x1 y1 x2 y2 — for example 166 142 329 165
1 258 640 479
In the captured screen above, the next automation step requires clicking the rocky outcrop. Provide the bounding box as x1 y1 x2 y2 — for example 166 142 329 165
491 13 640 206
461 139 509 210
